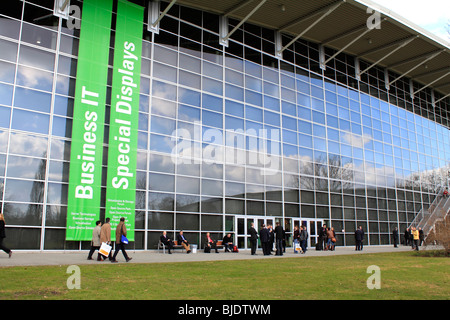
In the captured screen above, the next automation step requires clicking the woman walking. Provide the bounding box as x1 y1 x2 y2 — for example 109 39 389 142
0 213 12 258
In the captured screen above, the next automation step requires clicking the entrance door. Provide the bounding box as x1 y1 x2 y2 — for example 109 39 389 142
293 218 324 248
235 216 275 250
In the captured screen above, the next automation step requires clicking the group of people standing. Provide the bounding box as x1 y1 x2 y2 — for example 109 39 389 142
248 222 287 256
88 217 132 263
402 227 424 251
293 225 309 254
317 224 337 251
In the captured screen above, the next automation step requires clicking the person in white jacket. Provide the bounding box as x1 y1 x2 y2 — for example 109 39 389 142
87 221 102 261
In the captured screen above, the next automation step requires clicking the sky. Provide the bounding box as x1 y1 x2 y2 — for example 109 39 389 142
370 0 450 42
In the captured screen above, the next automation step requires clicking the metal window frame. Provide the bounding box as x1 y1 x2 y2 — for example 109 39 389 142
54 0 70 19
219 0 267 47
276 0 344 56
148 0 178 34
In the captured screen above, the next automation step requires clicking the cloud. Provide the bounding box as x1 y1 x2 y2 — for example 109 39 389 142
370 0 450 40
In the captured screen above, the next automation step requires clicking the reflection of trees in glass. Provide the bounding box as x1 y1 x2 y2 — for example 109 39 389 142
135 175 146 210
27 153 46 223
3 153 46 224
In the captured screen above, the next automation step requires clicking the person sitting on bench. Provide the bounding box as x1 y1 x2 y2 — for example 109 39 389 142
222 233 233 252
160 231 174 254
204 232 219 253
177 230 191 253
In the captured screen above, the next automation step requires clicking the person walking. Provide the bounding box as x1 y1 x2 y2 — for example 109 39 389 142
87 220 102 261
355 226 364 251
392 227 399 248
299 225 309 254
100 217 113 261
0 213 12 258
111 217 132 263
248 223 258 255
274 222 284 256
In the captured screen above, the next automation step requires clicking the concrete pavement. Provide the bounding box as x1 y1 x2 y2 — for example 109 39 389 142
0 245 419 267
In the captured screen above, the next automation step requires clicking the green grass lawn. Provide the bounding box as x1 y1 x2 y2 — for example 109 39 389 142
0 251 448 300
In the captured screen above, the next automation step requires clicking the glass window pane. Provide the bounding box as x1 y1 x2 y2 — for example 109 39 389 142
4 179 45 203
18 45 55 71
149 172 174 192
148 192 174 211
11 109 49 134
6 155 46 180
0 83 13 106
21 23 57 50
9 132 48 157
0 17 21 39
14 87 52 113
153 62 177 83
2 202 43 226
0 39 18 62
16 65 53 92
176 195 199 212
0 60 16 84
177 176 200 194
46 182 68 205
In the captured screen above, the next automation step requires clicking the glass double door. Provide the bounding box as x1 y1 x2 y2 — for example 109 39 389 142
236 216 276 250
292 219 324 248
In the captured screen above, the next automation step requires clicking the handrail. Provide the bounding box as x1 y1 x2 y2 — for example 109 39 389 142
422 193 450 236
410 187 444 229
424 196 450 240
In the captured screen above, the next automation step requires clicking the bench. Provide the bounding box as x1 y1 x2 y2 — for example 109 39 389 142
158 240 187 254
204 240 226 252
158 240 227 253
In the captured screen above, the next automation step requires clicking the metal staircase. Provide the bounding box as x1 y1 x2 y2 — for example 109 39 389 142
410 189 450 240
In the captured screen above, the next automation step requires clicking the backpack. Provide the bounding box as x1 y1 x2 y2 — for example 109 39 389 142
232 245 239 253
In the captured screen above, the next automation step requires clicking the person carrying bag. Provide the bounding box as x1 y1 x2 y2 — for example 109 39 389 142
111 217 132 263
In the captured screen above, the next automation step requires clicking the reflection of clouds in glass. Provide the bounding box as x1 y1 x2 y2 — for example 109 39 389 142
6 155 45 180
342 131 372 148
9 132 48 158
16 65 53 91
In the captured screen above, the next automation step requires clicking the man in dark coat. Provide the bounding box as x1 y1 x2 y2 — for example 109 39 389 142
248 223 258 255
318 224 327 250
274 222 284 256
160 231 174 254
259 224 271 256
299 225 309 254
392 227 399 248
355 226 365 251
404 228 410 246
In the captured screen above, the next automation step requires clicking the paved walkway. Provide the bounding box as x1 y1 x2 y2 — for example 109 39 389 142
0 245 419 267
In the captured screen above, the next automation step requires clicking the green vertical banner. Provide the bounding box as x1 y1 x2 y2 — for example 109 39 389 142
66 0 113 240
105 0 144 241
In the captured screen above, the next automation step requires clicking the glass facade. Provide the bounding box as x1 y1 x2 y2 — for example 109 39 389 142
0 0 449 250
